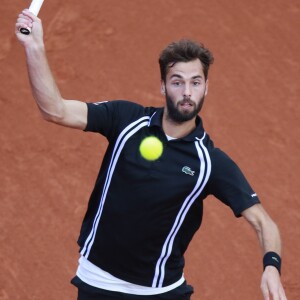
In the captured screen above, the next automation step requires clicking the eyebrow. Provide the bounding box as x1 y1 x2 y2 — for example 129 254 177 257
170 74 203 80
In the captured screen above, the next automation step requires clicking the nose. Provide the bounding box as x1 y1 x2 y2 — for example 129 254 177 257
183 84 191 98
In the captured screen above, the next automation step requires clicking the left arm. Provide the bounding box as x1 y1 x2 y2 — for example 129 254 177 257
242 204 287 300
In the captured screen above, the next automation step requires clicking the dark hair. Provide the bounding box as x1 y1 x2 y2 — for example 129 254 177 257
159 39 214 82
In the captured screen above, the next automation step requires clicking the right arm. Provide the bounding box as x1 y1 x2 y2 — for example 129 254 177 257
15 9 87 130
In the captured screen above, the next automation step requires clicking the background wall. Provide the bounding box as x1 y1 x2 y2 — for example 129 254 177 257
1 0 299 299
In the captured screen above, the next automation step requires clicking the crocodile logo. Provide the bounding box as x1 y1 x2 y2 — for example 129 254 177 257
182 166 195 176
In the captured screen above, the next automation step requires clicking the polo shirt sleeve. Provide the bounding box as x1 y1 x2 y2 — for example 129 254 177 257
83 100 145 140
207 149 260 217
84 100 134 141
83 101 114 137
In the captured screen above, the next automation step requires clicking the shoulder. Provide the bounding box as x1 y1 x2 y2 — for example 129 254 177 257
86 100 157 128
198 138 241 176
87 100 156 117
210 147 235 165
209 147 245 179
87 100 142 114
85 99 159 137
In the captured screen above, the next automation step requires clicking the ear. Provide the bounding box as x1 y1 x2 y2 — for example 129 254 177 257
204 79 209 96
160 80 166 95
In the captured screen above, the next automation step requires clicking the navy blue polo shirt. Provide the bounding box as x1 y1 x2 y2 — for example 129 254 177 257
78 100 260 288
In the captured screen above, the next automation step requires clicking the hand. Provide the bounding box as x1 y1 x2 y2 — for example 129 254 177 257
15 9 44 47
261 266 287 300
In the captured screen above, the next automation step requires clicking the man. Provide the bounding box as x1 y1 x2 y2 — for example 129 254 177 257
16 9 287 300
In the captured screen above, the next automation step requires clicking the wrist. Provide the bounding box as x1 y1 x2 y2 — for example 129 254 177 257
24 41 45 54
263 251 281 275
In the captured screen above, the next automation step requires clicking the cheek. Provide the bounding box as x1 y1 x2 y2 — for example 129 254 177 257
166 87 179 99
170 93 182 104
196 86 207 97
168 86 184 98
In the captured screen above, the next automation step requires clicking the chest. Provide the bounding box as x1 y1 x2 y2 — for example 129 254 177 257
114 129 209 198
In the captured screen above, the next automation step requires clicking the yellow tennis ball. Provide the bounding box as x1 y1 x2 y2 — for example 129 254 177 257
139 136 163 161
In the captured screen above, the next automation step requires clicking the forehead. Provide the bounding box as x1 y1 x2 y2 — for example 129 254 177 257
166 59 205 79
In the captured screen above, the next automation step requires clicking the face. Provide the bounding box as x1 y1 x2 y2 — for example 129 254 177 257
161 59 208 123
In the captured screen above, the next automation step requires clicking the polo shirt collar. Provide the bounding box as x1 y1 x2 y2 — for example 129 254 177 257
148 107 205 141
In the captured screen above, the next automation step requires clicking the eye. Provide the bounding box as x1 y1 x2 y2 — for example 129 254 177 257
172 81 182 86
193 81 201 86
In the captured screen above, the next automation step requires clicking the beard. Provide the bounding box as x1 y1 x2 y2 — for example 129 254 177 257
165 92 205 123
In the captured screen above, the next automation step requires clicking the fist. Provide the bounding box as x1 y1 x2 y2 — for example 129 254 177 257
15 9 43 46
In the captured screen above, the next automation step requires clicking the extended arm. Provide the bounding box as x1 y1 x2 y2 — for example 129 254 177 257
15 9 87 129
242 204 287 300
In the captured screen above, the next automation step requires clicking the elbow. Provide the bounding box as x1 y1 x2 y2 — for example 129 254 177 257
252 214 279 236
38 101 66 124
40 110 63 124
250 219 263 235
243 205 278 235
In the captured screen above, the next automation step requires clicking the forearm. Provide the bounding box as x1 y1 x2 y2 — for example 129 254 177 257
16 10 87 129
243 204 286 299
256 214 282 256
16 9 65 123
242 204 281 254
25 43 65 122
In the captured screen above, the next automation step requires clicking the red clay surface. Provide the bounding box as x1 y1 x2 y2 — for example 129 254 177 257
1 0 299 299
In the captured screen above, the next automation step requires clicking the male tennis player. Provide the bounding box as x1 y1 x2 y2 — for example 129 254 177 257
15 9 287 300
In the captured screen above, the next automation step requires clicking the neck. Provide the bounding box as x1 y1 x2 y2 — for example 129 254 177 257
162 111 197 139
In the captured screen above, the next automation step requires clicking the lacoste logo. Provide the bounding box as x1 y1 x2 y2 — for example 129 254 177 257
182 166 195 176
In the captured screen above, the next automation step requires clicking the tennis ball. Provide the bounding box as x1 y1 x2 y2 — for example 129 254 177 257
139 136 163 161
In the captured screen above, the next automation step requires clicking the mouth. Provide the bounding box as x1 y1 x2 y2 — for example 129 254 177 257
178 99 194 109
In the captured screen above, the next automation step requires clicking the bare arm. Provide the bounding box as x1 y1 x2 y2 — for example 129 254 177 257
15 9 87 129
242 204 287 300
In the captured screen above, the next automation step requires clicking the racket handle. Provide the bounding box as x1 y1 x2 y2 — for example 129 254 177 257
20 0 45 35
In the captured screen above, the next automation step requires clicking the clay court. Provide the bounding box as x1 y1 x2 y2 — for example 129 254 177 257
1 0 299 299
